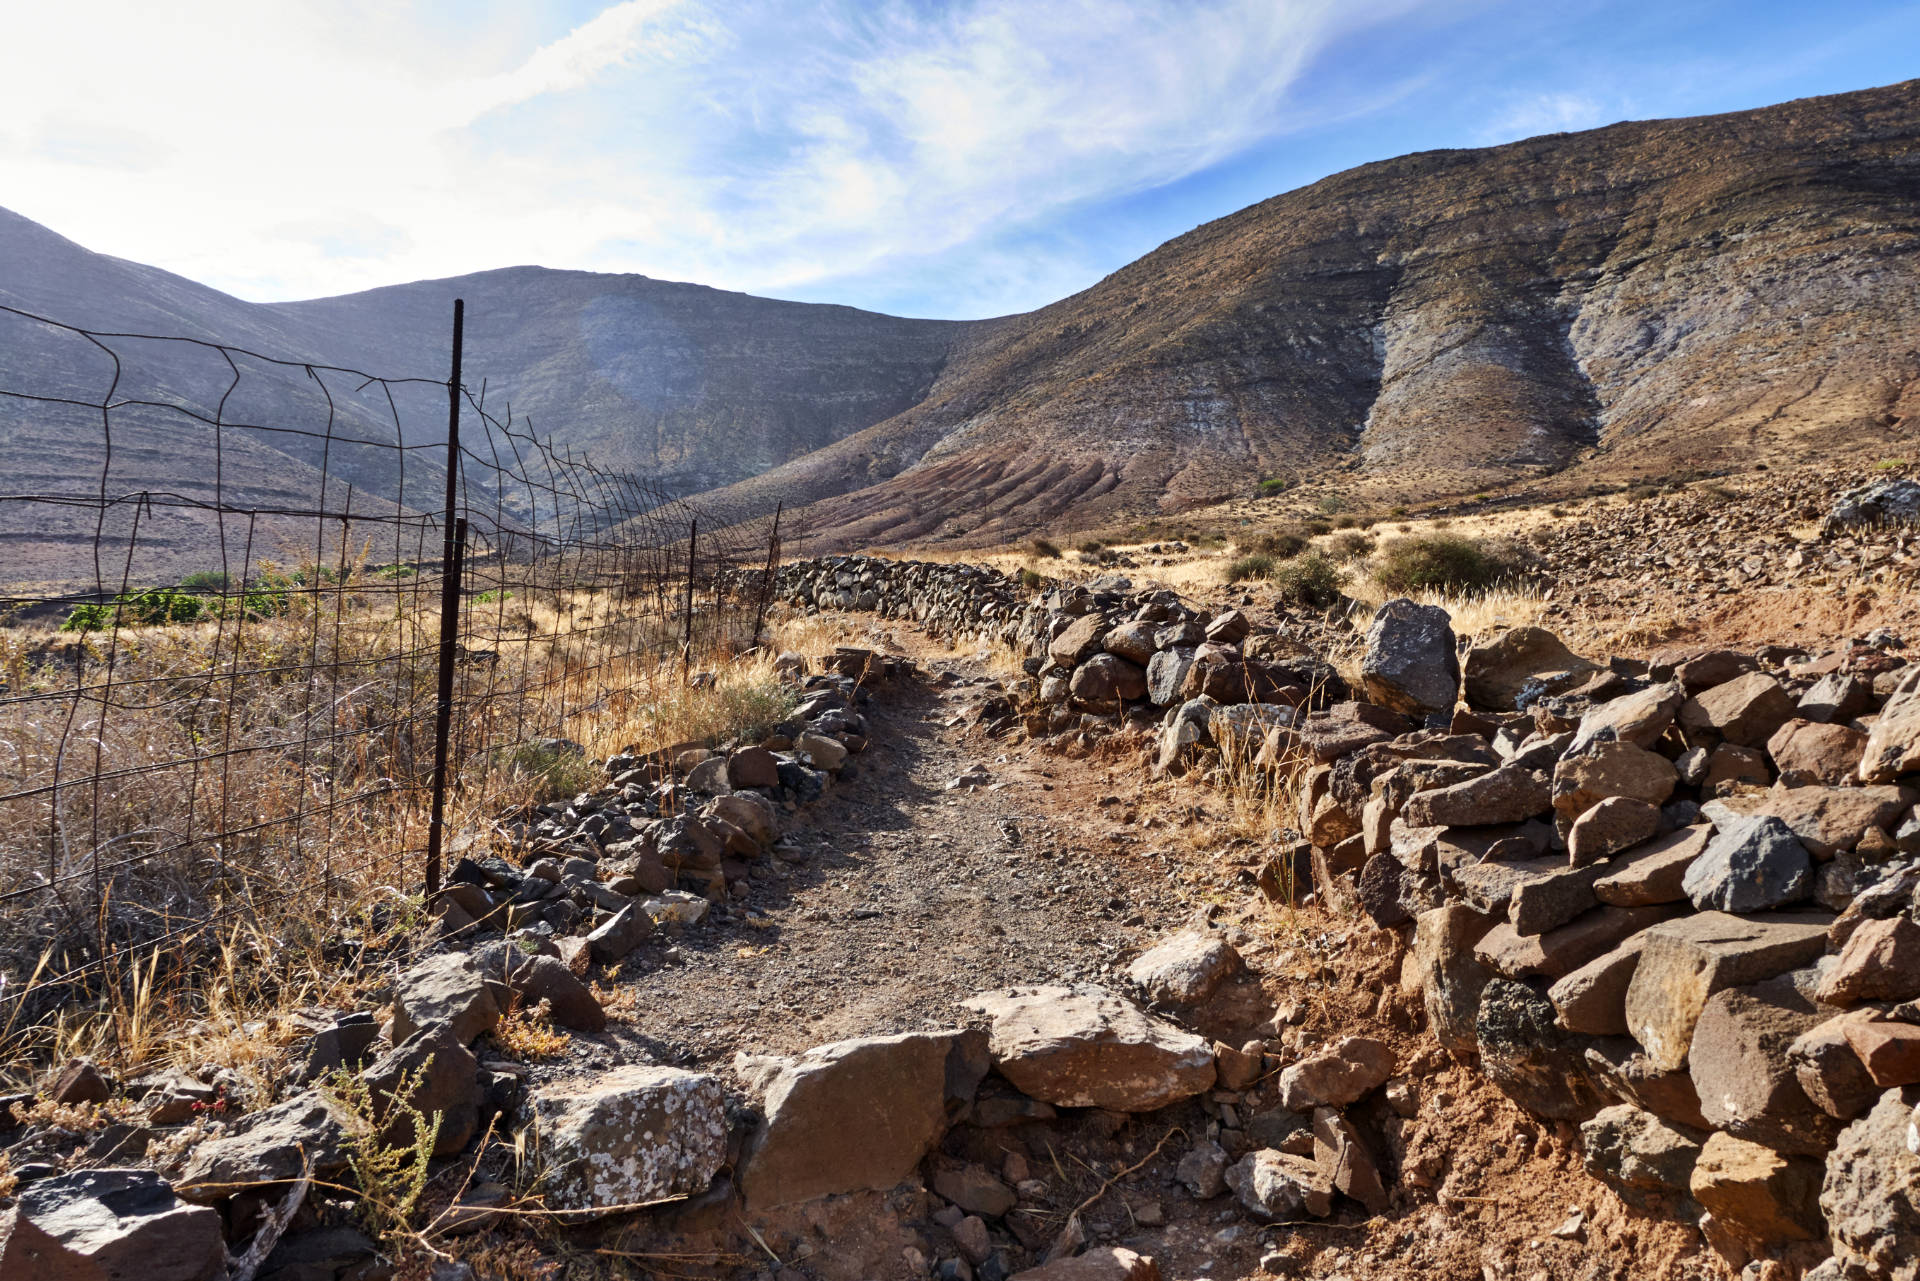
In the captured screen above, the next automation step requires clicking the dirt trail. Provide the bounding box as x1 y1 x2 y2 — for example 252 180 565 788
602 653 1199 1069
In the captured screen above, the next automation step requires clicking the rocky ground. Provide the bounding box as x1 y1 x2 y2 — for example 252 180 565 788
8 478 1920 1281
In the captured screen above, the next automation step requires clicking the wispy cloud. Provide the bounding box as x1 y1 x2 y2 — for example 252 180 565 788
1478 91 1616 143
0 0 1430 313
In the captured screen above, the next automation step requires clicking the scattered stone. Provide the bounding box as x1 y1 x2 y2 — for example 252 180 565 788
1624 912 1832 1072
1176 1139 1230 1199
1681 815 1812 913
741 1032 958 1210
1580 1104 1704 1209
1593 825 1711 906
1225 1150 1334 1220
527 1067 727 1211
1360 599 1459 721
10 1169 224 1281
1817 913 1920 1006
932 1163 1016 1218
1688 975 1842 1156
390 952 502 1046
1464 628 1599 713
1567 797 1661 868
1126 932 1241 1005
1820 1085 1920 1280
1678 673 1797 748
962 986 1215 1111
48 1059 110 1107
1860 668 1920 782
1276 1037 1395 1111
1689 1131 1823 1246
1311 1107 1388 1212
1553 741 1676 824
177 1092 347 1200
1571 680 1685 752
587 903 653 965
1401 763 1551 827
1844 1020 1920 1087
1008 1246 1162 1281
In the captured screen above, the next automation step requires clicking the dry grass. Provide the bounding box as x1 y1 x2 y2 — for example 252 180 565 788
0 565 801 1084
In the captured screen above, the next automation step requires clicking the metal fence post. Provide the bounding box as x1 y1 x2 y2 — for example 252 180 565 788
682 517 697 677
425 299 464 895
750 501 782 649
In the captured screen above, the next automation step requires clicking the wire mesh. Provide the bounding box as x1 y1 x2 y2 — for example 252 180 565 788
0 301 782 1054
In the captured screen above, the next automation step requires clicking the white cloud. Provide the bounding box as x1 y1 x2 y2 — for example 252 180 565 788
1479 91 1614 143
0 0 1433 314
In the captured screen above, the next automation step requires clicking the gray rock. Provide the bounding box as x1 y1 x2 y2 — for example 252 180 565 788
1821 1085 1920 1280
390 952 502 1046
177 1092 347 1201
1176 1139 1230 1199
587 903 652 964
1146 648 1197 707
1579 1104 1704 1211
528 1066 727 1211
1475 978 1603 1120
1126 932 1241 1005
12 1169 224 1281
1224 1149 1333 1220
1823 477 1920 534
961 985 1215 1112
1360 599 1459 721
1683 815 1812 912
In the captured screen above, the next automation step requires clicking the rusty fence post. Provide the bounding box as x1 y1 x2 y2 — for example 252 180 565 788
425 299 464 895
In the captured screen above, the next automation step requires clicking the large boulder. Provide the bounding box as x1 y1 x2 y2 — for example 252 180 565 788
962 985 1215 1111
741 1032 964 1209
1360 599 1459 721
527 1067 727 1210
1462 627 1598 712
1069 654 1147 705
1687 974 1842 1157
1400 763 1551 827
1821 1086 1920 1280
1048 615 1109 669
1623 912 1832 1072
10 1169 225 1281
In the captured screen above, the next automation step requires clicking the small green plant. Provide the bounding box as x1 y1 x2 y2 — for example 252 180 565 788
1372 534 1526 594
323 1067 441 1245
503 740 600 801
1028 537 1062 559
1272 552 1346 607
1018 567 1045 590
1076 539 1105 555
176 569 232 593
1875 458 1909 471
1225 553 1277 583
62 587 207 631
1258 477 1291 497
475 589 513 606
374 564 417 579
1315 494 1347 516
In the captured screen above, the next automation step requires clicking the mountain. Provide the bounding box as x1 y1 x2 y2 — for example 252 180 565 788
703 79 1920 547
5 78 1919 578
0 211 980 582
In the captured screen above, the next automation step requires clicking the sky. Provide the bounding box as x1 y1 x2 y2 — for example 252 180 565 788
1 0 1916 319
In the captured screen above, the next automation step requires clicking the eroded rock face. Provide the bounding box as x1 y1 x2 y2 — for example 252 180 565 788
740 1032 959 1210
11 1169 225 1281
1475 978 1603 1120
962 985 1215 1111
528 1067 727 1211
1361 600 1459 721
1822 1086 1920 1281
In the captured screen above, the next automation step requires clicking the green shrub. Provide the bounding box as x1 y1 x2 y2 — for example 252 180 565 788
1304 520 1332 536
1315 494 1347 516
375 564 417 579
177 569 232 593
1076 539 1104 555
1028 537 1062 559
1225 553 1277 582
1018 567 1045 589
1389 505 1409 517
62 588 206 631
1372 534 1526 595
1258 477 1291 497
1272 553 1345 607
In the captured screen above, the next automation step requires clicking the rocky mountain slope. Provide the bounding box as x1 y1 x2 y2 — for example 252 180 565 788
715 79 1920 548
6 79 1919 573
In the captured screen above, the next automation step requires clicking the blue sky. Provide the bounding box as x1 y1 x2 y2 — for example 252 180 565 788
2 0 1915 318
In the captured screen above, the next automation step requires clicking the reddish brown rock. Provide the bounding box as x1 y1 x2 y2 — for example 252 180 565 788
1277 1036 1395 1111
1549 934 1650 1036
1689 1132 1823 1246
1623 911 1833 1072
1553 741 1676 824
1312 1107 1389 1212
1756 784 1912 858
1816 913 1920 1006
1788 1011 1883 1120
1859 667 1920 782
1767 719 1867 785
1845 1020 1920 1087
1687 975 1842 1157
1476 905 1679 980
1593 826 1711 906
1679 673 1796 748
1568 797 1662 868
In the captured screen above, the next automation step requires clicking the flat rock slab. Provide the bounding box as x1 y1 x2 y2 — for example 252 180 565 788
741 1031 960 1209
1593 826 1710 906
963 985 1215 1112
1475 904 1679 980
1755 785 1913 858
1623 911 1833 1072
528 1066 726 1211
12 1169 224 1281
1549 932 1653 1037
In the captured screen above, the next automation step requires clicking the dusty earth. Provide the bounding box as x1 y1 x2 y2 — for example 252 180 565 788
456 618 1717 1281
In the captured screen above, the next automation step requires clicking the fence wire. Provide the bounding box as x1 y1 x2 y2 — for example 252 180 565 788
0 300 783 1051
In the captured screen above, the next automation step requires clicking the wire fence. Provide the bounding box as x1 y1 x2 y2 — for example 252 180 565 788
0 299 783 1054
